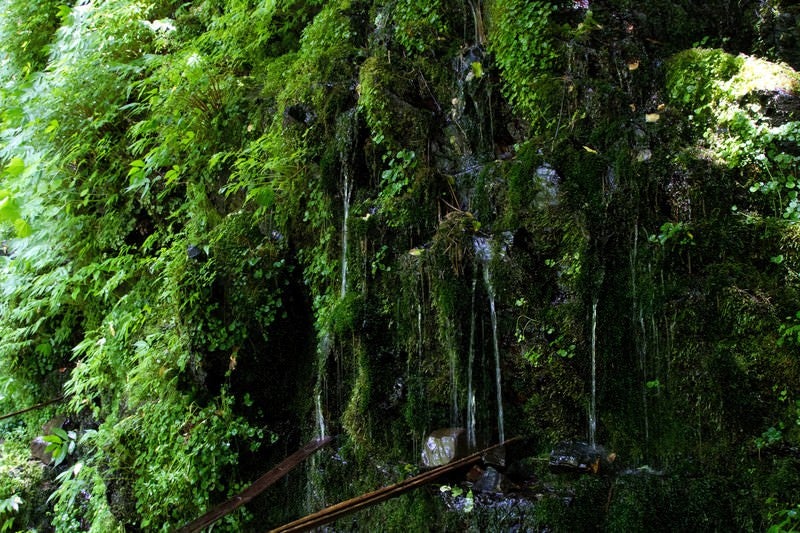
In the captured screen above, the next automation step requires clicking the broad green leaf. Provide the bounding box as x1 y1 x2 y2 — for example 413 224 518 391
4 157 25 177
0 194 21 222
13 218 31 237
52 427 69 440
35 342 53 357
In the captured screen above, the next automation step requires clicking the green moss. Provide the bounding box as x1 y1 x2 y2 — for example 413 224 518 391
500 142 560 228
0 428 47 530
666 48 800 171
533 475 607 532
358 55 434 153
276 2 357 114
666 48 744 115
342 344 373 457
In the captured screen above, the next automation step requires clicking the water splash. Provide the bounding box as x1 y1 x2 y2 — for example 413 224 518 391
475 237 504 443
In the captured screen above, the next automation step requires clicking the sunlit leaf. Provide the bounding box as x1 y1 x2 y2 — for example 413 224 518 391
4 157 25 177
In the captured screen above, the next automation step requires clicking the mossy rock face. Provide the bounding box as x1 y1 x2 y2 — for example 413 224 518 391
666 48 799 121
5 0 800 531
358 55 435 152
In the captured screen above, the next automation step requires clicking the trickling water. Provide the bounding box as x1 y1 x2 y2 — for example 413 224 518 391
589 298 598 449
467 270 478 449
417 302 424 360
337 109 357 299
640 311 649 443
475 237 504 444
486 269 504 444
448 332 460 428
310 106 355 507
340 168 352 299
314 331 332 439
315 391 326 440
308 331 331 512
631 223 649 446
412 283 424 457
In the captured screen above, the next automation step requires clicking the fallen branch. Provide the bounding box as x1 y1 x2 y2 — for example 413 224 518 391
0 395 65 422
178 436 332 533
270 437 522 533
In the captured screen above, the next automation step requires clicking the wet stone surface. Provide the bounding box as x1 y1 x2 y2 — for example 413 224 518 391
549 441 616 474
421 427 467 467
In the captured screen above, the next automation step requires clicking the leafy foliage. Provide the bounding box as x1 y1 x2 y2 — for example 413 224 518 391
43 427 77 467
391 0 452 55
0 0 62 79
0 494 23 533
487 0 561 128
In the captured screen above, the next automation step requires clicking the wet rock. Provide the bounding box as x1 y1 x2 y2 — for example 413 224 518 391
30 415 67 464
482 444 506 468
549 441 617 474
472 466 509 493
107 476 139 526
42 415 67 434
466 464 483 482
750 89 800 127
187 244 204 260
535 164 560 207
30 436 52 464
421 428 467 467
283 103 316 127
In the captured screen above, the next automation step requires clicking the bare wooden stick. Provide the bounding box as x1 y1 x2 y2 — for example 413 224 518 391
179 436 333 533
270 437 522 533
0 395 65 422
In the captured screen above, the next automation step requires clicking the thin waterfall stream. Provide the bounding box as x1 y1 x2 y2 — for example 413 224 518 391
475 237 504 444
315 392 326 440
449 331 460 428
487 268 504 444
308 332 332 511
467 270 478 449
590 298 598 449
309 111 358 510
308 111 358 511
313 333 332 442
340 168 352 299
338 109 357 299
